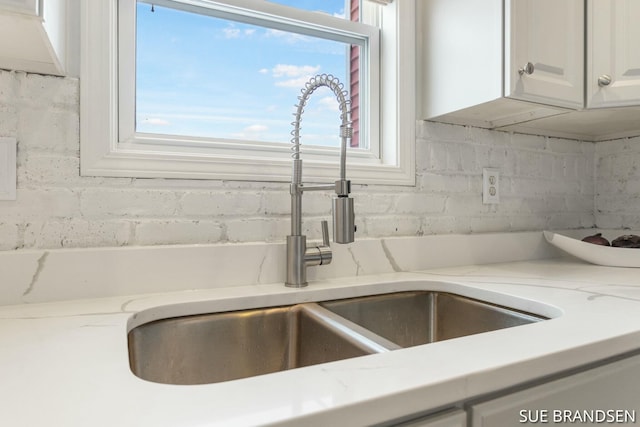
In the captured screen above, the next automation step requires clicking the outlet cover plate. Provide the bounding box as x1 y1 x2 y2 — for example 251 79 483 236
483 168 499 204
0 137 17 200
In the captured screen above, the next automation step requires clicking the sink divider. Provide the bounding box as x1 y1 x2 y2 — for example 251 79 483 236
296 303 402 354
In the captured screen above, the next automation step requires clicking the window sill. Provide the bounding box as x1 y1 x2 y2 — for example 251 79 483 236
80 139 415 185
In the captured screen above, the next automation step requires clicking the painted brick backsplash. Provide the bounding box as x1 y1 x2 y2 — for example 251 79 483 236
0 70 604 251
595 137 640 229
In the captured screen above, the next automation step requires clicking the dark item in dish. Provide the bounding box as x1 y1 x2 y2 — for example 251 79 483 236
581 233 610 246
611 234 640 248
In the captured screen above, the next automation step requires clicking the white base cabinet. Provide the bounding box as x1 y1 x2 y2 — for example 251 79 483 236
388 354 640 427
394 409 466 427
470 354 640 426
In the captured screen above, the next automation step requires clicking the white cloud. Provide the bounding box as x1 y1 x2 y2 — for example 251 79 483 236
245 124 268 132
269 64 321 88
222 25 256 39
141 117 170 126
222 27 241 39
272 64 320 78
275 76 316 88
231 124 270 139
264 28 311 44
317 95 340 112
259 68 269 74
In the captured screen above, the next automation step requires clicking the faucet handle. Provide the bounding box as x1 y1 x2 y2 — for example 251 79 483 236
321 220 330 247
303 221 332 268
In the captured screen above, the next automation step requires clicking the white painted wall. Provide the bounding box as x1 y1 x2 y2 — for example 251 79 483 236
0 70 597 252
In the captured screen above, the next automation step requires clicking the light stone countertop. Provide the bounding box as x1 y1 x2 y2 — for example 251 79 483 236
2 257 640 426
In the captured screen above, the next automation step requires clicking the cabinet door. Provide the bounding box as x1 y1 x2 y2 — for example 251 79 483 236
587 0 640 108
0 0 38 15
470 354 640 426
394 408 466 427
505 0 583 109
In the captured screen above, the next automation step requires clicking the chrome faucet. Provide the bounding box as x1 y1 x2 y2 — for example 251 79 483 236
286 74 356 288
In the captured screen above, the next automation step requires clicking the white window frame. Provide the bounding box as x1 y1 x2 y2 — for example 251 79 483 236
80 0 415 186
119 0 381 167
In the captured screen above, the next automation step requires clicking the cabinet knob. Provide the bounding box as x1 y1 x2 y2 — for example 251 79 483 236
598 74 612 87
518 62 535 76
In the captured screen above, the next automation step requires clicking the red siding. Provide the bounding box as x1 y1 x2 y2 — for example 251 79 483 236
349 0 360 147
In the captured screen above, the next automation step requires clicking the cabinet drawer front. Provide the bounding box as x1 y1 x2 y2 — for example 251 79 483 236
471 355 640 426
394 408 466 427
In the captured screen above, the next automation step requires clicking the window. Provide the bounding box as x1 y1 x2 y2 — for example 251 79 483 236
80 0 415 185
131 0 372 150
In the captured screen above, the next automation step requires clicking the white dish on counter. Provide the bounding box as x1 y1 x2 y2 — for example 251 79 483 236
544 230 640 268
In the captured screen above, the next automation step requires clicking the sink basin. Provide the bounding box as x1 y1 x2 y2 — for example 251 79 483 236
320 291 543 348
128 291 546 385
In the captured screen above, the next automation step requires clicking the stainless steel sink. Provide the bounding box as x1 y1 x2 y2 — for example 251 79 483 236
320 291 543 348
128 291 546 385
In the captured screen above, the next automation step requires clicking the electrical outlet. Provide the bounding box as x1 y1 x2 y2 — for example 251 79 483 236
0 137 16 201
482 168 499 204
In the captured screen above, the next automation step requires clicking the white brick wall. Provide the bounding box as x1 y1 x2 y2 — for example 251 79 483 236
0 70 599 251
595 137 640 229
415 123 595 234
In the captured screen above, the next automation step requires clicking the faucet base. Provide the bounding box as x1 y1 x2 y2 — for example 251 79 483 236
285 283 308 288
285 235 308 288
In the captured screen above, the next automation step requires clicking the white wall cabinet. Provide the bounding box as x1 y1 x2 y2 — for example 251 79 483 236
419 0 640 142
0 0 68 76
0 0 39 15
419 0 582 129
470 354 640 426
587 0 640 109
506 0 583 110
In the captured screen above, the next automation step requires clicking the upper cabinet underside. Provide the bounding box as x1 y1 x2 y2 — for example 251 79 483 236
419 0 640 142
0 0 68 76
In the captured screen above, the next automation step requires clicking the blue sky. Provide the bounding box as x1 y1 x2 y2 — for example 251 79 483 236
135 0 355 148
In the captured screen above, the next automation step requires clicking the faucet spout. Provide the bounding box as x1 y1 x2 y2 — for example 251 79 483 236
290 74 352 177
285 74 356 288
